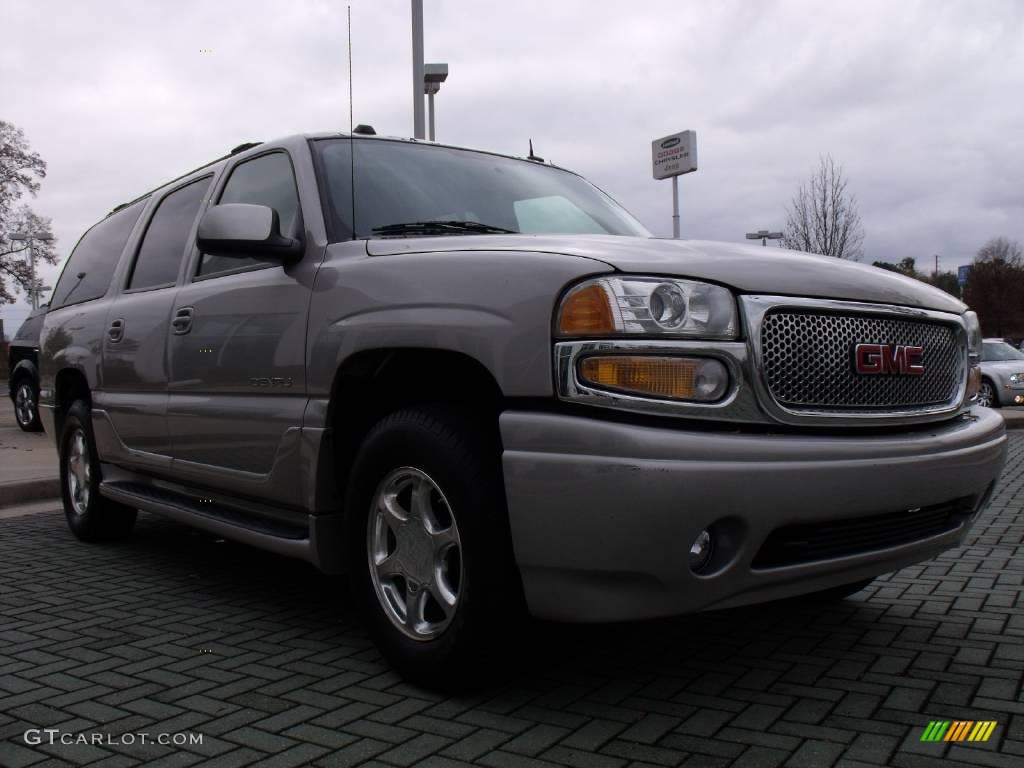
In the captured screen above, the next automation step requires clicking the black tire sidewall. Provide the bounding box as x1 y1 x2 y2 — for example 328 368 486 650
344 407 520 683
60 400 135 541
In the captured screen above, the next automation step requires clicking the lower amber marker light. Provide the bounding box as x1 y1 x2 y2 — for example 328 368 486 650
578 355 728 401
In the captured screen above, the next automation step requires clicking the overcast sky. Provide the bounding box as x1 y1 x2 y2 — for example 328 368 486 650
2 0 1023 334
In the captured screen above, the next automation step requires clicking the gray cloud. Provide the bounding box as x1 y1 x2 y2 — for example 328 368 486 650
2 0 1022 332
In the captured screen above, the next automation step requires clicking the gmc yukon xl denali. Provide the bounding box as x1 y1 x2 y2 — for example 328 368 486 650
39 133 1007 683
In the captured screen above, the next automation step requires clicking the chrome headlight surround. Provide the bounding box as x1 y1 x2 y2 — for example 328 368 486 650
964 310 982 363
555 276 738 339
554 339 766 422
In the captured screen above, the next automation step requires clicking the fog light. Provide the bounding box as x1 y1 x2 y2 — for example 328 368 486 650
1016 395 1024 404
689 529 713 572
578 356 728 402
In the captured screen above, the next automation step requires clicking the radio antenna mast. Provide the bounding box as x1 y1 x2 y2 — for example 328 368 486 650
348 5 356 239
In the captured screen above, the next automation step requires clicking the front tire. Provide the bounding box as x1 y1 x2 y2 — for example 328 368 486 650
13 377 43 432
60 400 137 542
344 405 525 688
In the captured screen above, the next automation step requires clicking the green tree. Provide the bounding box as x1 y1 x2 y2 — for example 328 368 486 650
963 237 1024 338
872 257 919 277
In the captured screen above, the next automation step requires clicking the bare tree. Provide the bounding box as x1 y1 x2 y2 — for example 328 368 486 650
1 120 57 304
963 237 1024 338
782 155 865 260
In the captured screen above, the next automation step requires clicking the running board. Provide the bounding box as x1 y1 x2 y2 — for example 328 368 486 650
99 480 312 563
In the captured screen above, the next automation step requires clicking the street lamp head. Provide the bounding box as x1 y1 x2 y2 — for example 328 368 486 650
35 233 54 242
424 63 448 84
7 232 28 241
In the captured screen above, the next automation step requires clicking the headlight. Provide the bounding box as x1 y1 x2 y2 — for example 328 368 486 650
964 310 982 360
557 277 738 339
1011 373 1024 384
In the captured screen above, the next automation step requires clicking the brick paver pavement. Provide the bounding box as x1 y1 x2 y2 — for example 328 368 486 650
1 435 1023 768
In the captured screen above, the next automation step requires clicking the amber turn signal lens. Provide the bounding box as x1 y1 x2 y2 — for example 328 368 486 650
557 283 615 335
579 356 728 401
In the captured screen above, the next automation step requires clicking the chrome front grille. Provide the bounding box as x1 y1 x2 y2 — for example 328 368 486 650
760 310 965 412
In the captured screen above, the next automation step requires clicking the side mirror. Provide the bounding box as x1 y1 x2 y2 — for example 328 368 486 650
196 203 303 260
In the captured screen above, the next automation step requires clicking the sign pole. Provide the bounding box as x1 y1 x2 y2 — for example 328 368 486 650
651 130 697 240
671 176 680 239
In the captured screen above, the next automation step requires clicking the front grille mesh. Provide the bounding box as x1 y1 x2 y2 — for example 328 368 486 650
761 312 963 411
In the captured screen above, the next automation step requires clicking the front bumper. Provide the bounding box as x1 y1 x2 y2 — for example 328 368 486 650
500 406 1006 622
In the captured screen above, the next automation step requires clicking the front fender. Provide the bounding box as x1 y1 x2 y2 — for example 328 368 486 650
306 245 612 398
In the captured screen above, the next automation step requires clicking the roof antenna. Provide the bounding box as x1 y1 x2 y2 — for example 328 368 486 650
348 5 357 240
528 139 544 163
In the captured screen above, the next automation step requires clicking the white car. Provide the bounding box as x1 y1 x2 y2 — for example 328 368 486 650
978 338 1024 407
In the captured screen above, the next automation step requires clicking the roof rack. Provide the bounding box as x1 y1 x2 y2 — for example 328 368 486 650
230 141 262 155
106 140 264 217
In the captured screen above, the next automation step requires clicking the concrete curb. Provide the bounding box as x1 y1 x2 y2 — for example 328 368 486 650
0 478 61 507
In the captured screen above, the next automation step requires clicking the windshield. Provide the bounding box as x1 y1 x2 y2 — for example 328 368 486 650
313 138 651 241
982 341 1024 362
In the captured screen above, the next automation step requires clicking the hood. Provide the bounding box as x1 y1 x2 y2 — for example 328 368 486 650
980 359 1024 373
367 234 966 314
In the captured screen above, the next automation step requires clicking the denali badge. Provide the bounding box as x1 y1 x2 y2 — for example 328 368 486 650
854 343 924 375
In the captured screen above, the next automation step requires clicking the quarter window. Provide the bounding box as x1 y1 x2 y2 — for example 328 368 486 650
49 199 147 308
128 177 212 290
197 152 300 277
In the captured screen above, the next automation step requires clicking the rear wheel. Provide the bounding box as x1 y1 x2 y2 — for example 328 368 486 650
344 405 525 688
60 400 137 542
13 377 42 432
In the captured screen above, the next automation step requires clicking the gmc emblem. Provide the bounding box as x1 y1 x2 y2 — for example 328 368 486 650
854 343 925 375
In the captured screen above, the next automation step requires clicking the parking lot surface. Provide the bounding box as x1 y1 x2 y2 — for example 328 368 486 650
1 435 1023 768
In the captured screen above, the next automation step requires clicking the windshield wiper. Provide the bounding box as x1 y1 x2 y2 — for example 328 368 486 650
370 220 518 237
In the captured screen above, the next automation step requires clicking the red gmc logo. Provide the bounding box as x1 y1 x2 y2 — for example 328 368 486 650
854 343 925 375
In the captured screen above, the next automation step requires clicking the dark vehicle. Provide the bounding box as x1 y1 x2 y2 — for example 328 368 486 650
7 305 46 432
38 133 1006 685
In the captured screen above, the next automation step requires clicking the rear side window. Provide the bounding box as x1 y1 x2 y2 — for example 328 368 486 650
197 152 299 277
49 199 147 309
128 176 212 290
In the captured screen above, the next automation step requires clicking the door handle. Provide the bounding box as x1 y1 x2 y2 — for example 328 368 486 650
171 307 194 335
108 319 125 343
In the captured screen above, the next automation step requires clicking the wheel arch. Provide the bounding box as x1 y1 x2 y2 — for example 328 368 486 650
53 368 92 439
315 347 505 517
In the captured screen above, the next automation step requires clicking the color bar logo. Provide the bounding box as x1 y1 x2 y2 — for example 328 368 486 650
920 721 997 742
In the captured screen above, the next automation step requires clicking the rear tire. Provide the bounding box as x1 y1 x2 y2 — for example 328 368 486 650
13 376 43 432
344 405 525 689
60 400 137 542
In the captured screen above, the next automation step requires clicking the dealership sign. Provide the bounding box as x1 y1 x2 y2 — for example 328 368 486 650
651 130 698 180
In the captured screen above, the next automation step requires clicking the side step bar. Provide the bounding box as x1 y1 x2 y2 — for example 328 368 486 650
100 481 313 563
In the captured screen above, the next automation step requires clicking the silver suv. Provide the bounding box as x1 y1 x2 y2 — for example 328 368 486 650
39 133 1007 684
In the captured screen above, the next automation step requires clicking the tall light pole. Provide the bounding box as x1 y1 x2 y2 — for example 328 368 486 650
746 230 784 247
7 231 53 309
424 63 448 141
411 0 425 139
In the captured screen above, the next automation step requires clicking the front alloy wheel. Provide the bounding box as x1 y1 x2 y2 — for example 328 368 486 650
344 405 526 688
977 380 996 408
66 427 92 515
368 467 463 640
